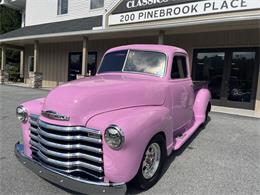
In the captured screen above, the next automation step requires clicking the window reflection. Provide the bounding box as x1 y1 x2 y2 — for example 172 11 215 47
228 52 256 102
124 50 166 77
194 52 225 99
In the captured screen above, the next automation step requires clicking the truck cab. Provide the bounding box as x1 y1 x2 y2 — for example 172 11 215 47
15 44 211 194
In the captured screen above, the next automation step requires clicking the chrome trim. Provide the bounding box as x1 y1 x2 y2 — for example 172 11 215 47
29 119 38 126
16 105 28 122
15 143 126 195
38 120 101 135
30 114 39 121
37 127 102 144
32 134 103 154
29 127 37 134
37 151 103 173
35 143 102 163
105 124 125 150
41 110 70 121
29 116 103 180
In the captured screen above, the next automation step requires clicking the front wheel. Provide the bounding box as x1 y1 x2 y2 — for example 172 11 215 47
132 134 166 190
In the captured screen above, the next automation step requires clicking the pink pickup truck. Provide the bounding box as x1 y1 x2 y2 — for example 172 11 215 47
15 44 211 194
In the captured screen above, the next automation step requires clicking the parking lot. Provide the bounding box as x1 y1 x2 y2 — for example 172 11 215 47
0 85 259 195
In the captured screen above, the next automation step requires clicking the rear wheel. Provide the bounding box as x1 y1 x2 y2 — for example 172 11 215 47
132 134 166 190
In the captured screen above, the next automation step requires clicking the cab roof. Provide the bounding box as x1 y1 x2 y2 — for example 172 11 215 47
106 44 187 56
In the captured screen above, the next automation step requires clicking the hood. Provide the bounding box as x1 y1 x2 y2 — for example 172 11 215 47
41 74 166 126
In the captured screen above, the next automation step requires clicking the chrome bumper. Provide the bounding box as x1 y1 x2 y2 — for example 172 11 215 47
15 142 127 195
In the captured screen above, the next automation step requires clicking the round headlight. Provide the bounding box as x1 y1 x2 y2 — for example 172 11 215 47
16 106 28 122
104 125 124 150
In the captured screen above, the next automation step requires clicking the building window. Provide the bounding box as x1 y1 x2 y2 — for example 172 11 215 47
90 0 104 9
57 0 68 15
171 56 188 79
28 56 34 72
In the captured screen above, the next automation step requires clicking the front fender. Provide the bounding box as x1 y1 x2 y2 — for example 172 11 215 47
20 98 45 157
87 106 172 183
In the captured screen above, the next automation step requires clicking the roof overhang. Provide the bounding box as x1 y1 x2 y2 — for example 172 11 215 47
0 10 259 46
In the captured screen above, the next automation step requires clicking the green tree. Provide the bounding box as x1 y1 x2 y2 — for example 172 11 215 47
0 5 21 34
0 6 21 82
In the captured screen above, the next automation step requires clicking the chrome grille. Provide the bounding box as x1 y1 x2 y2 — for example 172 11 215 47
29 115 104 181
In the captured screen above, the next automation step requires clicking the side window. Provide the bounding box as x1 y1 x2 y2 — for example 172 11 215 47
57 0 68 15
90 0 104 9
171 55 188 79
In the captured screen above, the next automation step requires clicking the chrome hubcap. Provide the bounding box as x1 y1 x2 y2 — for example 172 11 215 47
142 143 161 179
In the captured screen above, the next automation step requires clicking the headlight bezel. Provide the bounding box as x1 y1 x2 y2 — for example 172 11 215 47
16 105 28 123
104 125 125 150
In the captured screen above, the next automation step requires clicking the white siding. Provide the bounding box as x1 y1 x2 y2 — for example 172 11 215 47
25 0 118 26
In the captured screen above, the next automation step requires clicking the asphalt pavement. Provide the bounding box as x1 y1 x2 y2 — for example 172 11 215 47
0 85 259 195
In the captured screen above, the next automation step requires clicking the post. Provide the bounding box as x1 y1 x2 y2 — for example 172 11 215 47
0 46 6 84
158 30 165 44
34 40 39 73
82 36 89 77
29 40 42 88
20 50 24 78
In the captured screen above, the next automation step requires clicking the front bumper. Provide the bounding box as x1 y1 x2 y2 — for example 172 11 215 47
15 142 127 195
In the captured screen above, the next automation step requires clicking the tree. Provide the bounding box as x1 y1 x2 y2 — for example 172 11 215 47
0 5 21 82
0 5 21 34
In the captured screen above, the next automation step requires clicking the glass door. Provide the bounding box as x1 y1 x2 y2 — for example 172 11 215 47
193 50 226 106
224 49 259 109
193 48 259 110
68 52 82 81
68 52 98 81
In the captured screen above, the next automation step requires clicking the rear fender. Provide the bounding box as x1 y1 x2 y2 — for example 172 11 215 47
193 88 211 123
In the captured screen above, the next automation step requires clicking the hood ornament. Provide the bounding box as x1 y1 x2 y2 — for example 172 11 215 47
41 110 70 121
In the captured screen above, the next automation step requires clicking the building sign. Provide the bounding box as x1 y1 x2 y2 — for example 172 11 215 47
108 0 260 26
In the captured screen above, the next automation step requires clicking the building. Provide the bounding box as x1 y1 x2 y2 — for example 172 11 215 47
0 0 259 112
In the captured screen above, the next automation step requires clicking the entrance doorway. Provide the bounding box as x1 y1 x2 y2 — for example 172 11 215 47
193 48 259 110
68 52 97 81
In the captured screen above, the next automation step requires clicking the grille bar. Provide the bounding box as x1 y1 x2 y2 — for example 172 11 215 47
29 115 104 181
38 120 101 135
37 151 103 172
37 127 102 144
30 139 103 163
36 135 102 154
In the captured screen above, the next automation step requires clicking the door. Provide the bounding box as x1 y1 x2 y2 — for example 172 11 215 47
68 52 98 81
224 49 259 109
170 54 194 131
68 52 82 81
193 48 259 110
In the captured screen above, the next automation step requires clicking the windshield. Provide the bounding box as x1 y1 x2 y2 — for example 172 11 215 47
98 50 167 77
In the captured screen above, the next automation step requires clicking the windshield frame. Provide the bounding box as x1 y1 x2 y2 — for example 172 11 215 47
97 49 168 78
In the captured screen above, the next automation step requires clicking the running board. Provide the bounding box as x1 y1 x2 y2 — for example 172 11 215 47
173 121 202 150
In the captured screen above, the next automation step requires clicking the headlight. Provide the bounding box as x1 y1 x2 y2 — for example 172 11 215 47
16 106 28 122
104 125 124 150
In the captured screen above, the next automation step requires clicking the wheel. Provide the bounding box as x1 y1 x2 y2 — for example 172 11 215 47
132 134 166 190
